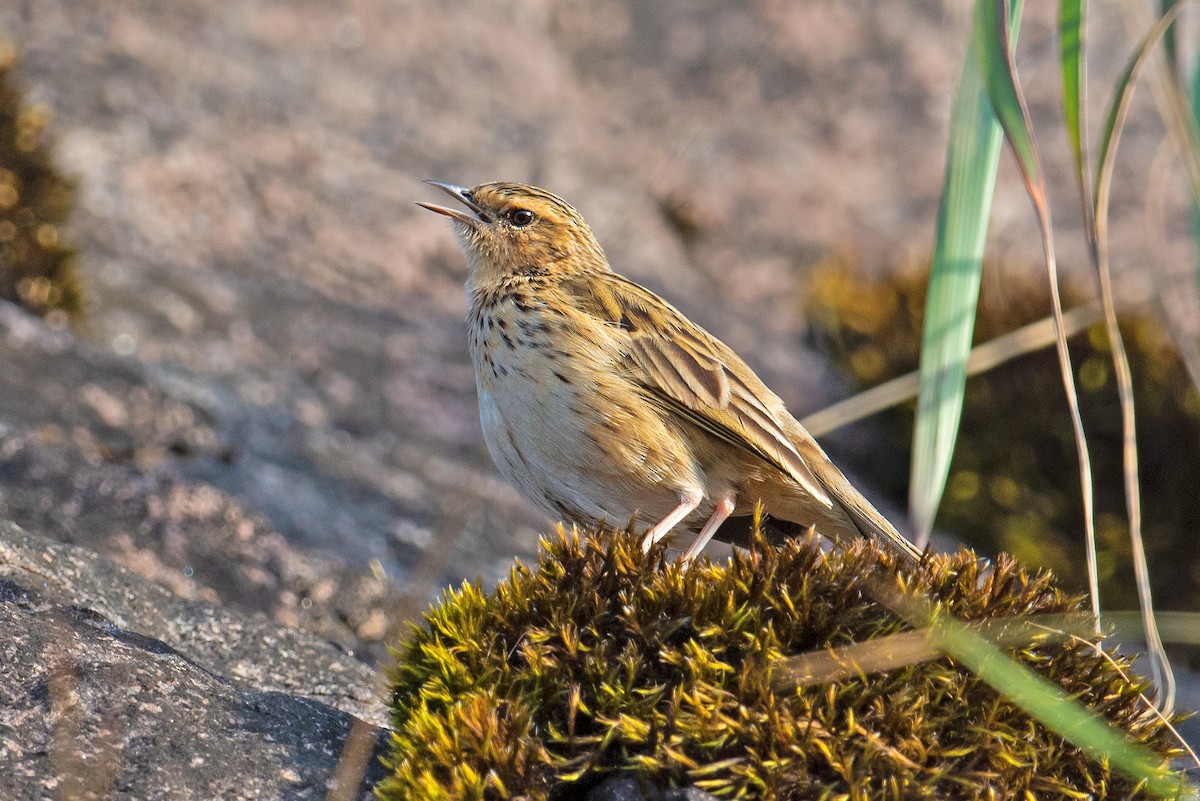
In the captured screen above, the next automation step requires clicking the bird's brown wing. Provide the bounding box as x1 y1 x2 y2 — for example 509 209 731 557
569 270 924 564
569 271 833 509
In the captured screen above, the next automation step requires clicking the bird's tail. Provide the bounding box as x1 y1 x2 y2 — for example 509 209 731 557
835 490 924 564
782 425 925 564
719 504 924 566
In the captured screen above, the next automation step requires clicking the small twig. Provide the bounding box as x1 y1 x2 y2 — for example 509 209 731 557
323 716 381 801
800 296 1154 437
772 613 1093 690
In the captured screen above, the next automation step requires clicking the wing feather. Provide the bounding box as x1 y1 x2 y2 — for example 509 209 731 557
575 272 832 508
628 335 731 409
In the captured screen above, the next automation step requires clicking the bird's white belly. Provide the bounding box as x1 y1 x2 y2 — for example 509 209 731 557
477 379 620 525
474 348 695 530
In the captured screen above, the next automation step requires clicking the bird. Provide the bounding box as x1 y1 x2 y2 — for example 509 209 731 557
418 180 923 565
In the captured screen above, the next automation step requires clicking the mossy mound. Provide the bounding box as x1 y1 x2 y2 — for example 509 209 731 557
0 42 81 321
381 528 1177 800
805 257 1200 613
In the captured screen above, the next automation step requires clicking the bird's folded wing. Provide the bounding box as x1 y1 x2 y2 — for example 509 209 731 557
577 272 833 509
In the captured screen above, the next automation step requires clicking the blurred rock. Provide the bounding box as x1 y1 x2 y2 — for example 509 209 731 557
0 303 434 665
0 0 1184 623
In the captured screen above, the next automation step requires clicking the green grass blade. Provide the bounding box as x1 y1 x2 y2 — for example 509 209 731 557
907 17 1012 546
872 578 1194 796
975 0 1038 184
1059 0 1098 255
931 614 1190 798
1059 0 1086 181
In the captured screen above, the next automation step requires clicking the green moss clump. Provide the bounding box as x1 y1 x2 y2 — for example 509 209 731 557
0 42 82 321
805 257 1200 613
381 528 1178 800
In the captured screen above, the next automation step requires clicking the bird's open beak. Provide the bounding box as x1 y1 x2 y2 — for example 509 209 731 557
416 180 491 229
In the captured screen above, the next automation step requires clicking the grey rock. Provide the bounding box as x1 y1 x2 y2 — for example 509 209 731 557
0 518 387 726
584 775 647 801
662 790 721 801
582 774 719 801
0 586 387 801
0 519 389 800
0 302 530 665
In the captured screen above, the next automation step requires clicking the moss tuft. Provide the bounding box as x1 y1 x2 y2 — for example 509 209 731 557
0 41 82 321
381 527 1179 800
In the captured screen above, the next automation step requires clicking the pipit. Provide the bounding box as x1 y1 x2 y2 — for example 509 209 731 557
419 181 923 564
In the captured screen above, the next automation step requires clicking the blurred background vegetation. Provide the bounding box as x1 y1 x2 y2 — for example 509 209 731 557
806 257 1200 615
0 43 80 323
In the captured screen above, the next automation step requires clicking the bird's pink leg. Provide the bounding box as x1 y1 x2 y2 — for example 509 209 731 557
680 494 737 563
640 492 703 553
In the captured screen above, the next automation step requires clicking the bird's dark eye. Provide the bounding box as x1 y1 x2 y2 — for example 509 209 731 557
508 209 535 227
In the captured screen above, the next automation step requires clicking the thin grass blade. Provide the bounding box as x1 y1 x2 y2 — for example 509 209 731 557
1057 0 1104 646
1191 16 1200 292
1106 610 1200 645
871 579 1193 797
1092 0 1196 717
907 12 1015 547
772 613 1093 689
975 0 1100 631
801 300 1117 437
1112 2 1200 203
1161 0 1179 69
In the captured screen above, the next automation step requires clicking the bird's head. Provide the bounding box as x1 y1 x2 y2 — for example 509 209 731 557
418 181 608 283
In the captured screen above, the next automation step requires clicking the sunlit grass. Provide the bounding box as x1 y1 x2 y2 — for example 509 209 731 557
895 0 1200 718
